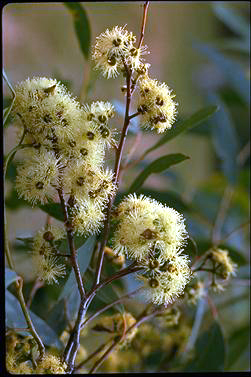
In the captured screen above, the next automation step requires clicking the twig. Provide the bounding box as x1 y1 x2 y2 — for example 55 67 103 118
138 2 150 50
237 140 250 166
91 64 132 290
64 4 151 371
211 185 234 245
89 304 167 373
218 220 250 244
26 278 44 309
16 277 45 359
57 188 85 300
4 132 45 359
81 287 144 329
74 341 110 372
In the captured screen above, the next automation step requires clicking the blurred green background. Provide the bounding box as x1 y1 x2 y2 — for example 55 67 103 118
4 1 250 372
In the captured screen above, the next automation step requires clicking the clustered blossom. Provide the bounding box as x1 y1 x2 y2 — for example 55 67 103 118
32 224 66 284
137 77 177 133
112 194 191 305
92 25 148 78
92 25 177 133
12 77 117 284
12 78 116 236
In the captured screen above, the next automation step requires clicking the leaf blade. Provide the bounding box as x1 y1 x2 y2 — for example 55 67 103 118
184 321 225 371
144 105 219 156
6 291 63 349
64 2 91 60
129 153 190 193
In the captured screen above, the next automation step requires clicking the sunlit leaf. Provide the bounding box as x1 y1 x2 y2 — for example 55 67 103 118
64 2 91 60
129 153 190 193
144 106 219 156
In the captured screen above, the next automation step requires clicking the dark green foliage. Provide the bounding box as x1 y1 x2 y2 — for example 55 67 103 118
184 321 225 371
144 105 219 156
129 153 190 193
64 2 91 60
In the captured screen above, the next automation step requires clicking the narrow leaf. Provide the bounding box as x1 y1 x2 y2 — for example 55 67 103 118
144 106 219 156
58 236 96 319
194 41 250 104
208 92 239 185
64 3 91 60
226 325 250 369
39 203 64 222
5 268 18 288
185 321 225 371
129 153 189 193
212 2 250 40
6 291 63 348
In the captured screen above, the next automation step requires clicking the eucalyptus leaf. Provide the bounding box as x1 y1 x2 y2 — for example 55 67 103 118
5 268 18 288
208 92 239 185
129 153 190 193
184 321 225 371
226 325 250 369
194 42 250 104
64 3 91 60
6 290 63 349
144 106 219 156
38 203 64 222
58 236 96 319
195 238 247 265
212 2 250 40
135 189 191 213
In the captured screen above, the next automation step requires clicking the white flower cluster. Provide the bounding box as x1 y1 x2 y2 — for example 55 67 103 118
92 25 147 78
112 194 191 305
92 25 177 133
12 77 117 235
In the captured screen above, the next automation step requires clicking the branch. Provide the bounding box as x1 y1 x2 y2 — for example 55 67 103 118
57 188 85 300
89 304 167 373
80 287 143 329
16 277 45 359
138 1 150 49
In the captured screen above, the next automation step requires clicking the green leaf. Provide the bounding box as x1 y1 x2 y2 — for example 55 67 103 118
212 2 250 40
195 238 247 265
58 236 96 318
64 2 91 60
226 325 250 370
46 299 68 336
134 189 191 213
38 203 64 222
194 42 250 104
144 106 219 156
5 268 17 288
6 290 63 349
129 153 190 193
208 93 239 185
184 321 225 371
